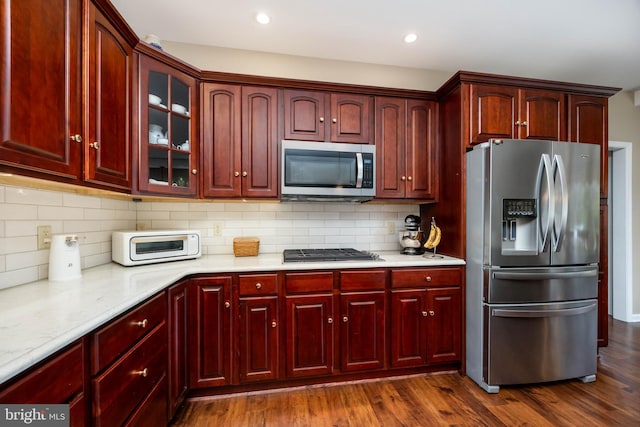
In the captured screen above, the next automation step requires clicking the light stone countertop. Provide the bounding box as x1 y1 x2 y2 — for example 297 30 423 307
0 251 464 385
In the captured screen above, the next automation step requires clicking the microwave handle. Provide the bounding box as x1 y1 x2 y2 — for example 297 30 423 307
356 152 363 188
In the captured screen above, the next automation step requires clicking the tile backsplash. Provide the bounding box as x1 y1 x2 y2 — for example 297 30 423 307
0 183 418 290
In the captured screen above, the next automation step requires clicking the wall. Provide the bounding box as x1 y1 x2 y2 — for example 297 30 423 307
0 182 418 290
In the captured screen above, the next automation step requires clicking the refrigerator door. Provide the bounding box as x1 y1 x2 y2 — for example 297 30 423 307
550 141 600 265
486 139 552 267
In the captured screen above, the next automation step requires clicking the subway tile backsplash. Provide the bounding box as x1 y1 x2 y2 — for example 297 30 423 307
0 183 418 290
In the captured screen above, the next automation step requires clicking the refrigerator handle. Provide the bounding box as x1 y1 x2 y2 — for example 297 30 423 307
552 154 569 252
492 303 597 319
492 269 598 281
535 154 554 253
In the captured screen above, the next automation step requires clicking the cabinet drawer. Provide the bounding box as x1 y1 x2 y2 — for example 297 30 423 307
239 273 278 296
285 272 334 293
0 341 84 404
124 373 168 427
391 268 462 288
91 293 166 374
92 323 167 427
339 270 386 291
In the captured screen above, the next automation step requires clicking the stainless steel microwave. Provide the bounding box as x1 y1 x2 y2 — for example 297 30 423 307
112 230 201 266
281 140 376 202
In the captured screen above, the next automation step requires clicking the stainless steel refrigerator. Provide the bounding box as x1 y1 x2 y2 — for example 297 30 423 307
466 139 600 393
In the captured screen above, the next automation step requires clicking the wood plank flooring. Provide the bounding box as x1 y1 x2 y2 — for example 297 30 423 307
170 318 639 426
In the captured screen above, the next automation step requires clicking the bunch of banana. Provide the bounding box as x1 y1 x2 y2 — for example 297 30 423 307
424 218 442 250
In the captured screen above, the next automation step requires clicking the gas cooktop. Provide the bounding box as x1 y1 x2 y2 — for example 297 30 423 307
283 248 380 262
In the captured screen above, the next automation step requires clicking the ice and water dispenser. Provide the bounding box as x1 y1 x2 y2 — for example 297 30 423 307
501 198 538 255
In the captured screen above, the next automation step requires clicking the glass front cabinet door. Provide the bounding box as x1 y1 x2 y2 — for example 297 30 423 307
138 55 197 196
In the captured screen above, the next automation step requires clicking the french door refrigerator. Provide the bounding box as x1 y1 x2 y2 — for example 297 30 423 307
466 139 600 393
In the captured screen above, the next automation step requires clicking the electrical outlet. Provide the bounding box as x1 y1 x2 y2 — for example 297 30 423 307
37 225 52 249
386 222 395 235
213 223 223 237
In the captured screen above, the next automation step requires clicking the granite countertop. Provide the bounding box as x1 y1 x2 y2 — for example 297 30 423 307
0 251 464 384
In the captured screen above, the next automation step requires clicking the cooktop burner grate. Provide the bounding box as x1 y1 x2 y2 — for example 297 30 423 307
283 248 379 262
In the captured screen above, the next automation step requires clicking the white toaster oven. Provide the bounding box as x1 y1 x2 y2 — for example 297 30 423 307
112 230 201 266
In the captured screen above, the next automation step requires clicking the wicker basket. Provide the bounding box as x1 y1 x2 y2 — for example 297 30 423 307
233 237 260 257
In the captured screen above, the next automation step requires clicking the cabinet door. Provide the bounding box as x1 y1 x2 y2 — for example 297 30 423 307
189 277 232 388
138 56 198 195
425 287 462 364
375 97 406 198
406 100 437 199
239 296 280 383
390 289 427 367
86 4 131 190
568 94 608 198
339 291 385 372
518 89 566 141
168 280 188 418
330 93 373 144
0 0 82 181
285 294 334 378
283 89 327 141
241 86 279 198
469 84 518 144
201 83 242 197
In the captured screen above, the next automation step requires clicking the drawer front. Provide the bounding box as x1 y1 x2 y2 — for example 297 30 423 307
93 323 167 427
91 293 166 374
285 271 334 293
0 340 84 404
239 273 278 296
339 270 386 291
124 373 168 427
391 268 463 288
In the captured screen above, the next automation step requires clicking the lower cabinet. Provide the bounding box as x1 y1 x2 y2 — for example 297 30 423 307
167 279 189 419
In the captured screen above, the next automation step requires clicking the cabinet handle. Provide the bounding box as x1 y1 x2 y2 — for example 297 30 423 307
191 169 198 175
425 276 432 282
327 317 333 324
70 134 82 143
521 121 528 126
132 368 148 377
342 316 348 323
234 171 240 177
224 301 231 308
332 118 337 124
271 321 277 328
401 176 406 181
242 171 248 177
90 142 100 150
407 176 413 181
255 282 262 289
133 319 148 328
422 311 428 317
429 310 436 316
319 117 325 123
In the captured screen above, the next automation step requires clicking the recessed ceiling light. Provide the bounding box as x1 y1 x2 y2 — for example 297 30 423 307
404 33 418 44
256 13 270 25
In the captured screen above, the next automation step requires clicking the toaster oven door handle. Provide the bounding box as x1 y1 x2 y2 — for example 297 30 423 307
131 235 188 244
356 152 363 188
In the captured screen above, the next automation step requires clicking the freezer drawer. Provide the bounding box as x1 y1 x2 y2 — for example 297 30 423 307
485 300 597 387
486 265 598 304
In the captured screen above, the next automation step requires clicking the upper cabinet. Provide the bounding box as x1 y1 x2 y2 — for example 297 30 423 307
375 98 437 200
0 0 133 191
136 54 198 196
468 84 565 145
284 89 373 144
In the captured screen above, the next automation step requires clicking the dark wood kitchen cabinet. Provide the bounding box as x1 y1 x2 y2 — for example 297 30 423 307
189 276 233 388
167 279 189 419
284 89 373 143
338 270 386 372
285 272 335 378
0 340 88 427
201 84 279 198
238 273 280 383
137 54 198 196
0 0 133 191
375 97 437 200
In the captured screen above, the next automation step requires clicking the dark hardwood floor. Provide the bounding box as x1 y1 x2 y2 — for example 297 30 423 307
170 318 639 426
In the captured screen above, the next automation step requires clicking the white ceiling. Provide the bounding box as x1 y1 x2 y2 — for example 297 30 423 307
110 0 640 91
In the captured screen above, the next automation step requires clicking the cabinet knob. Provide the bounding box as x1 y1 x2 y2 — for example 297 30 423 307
224 301 231 308
342 316 348 323
425 276 432 282
271 321 277 328
133 319 148 328
515 120 521 126
401 176 406 181
327 317 333 324
132 368 148 377
234 171 240 177
90 141 100 150
332 118 337 124
255 282 262 289
319 117 325 123
422 311 428 317
521 121 528 126
407 176 413 181
242 171 248 177
191 169 198 175
429 310 436 317
70 134 82 143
